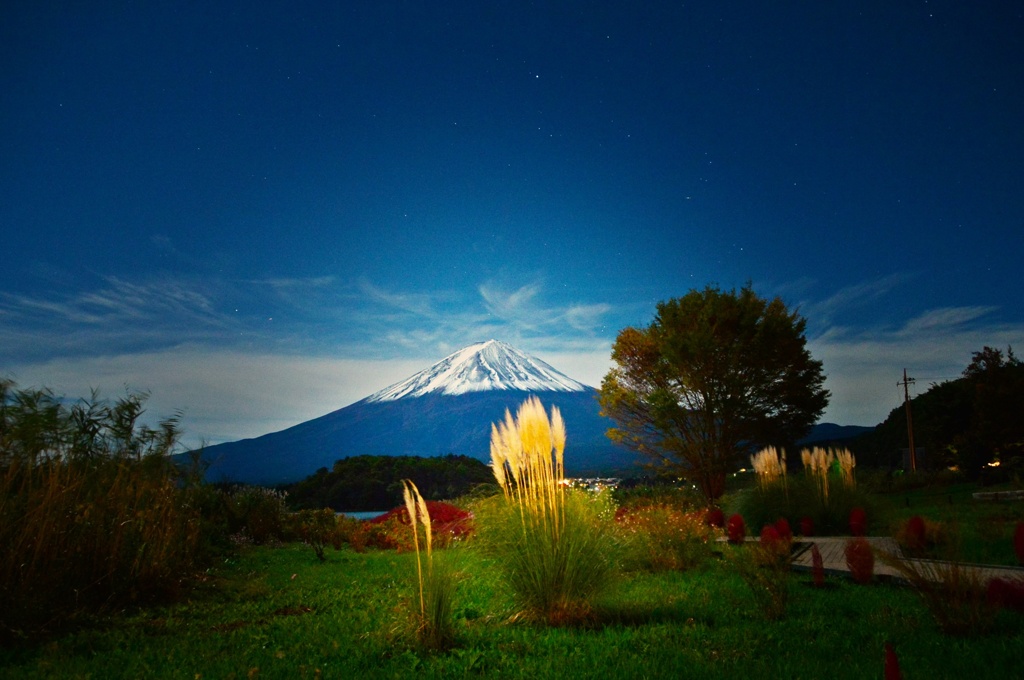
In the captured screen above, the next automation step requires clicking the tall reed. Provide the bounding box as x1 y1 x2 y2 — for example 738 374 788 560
484 396 615 625
490 396 566 537
802 446 834 505
751 446 787 493
401 479 457 650
0 382 207 640
801 446 856 505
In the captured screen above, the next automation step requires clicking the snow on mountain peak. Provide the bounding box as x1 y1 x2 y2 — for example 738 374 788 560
365 339 588 402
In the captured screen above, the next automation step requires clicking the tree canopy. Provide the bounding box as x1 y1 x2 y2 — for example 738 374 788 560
852 346 1024 478
285 454 495 512
598 285 829 500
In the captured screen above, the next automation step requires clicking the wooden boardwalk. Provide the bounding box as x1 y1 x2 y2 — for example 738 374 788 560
789 536 1024 583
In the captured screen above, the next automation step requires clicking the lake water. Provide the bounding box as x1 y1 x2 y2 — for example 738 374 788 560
339 510 388 521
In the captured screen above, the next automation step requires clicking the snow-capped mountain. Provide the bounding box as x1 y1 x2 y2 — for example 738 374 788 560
365 339 587 402
192 340 631 485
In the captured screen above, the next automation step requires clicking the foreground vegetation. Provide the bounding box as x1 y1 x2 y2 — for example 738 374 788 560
2 541 1023 680
4 383 1024 679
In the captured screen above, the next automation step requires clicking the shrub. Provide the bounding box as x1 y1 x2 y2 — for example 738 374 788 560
811 543 825 587
729 524 793 620
774 517 793 543
894 516 949 557
705 506 725 528
849 507 867 536
613 481 704 511
885 643 902 680
483 397 618 625
903 515 927 552
293 508 337 562
369 500 473 549
845 538 874 584
0 383 206 640
877 546 998 636
986 577 1024 613
615 504 715 572
800 516 814 537
738 474 873 536
727 513 746 544
226 485 289 544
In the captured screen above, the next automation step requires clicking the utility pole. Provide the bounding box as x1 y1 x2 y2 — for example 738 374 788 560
899 368 917 472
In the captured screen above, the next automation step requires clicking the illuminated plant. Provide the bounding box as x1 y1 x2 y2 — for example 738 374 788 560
485 397 616 625
402 479 457 650
751 446 787 493
835 447 856 490
801 447 834 505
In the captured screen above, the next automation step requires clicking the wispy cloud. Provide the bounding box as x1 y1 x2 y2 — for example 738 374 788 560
12 267 1014 439
479 280 547 327
810 305 1022 425
798 272 916 328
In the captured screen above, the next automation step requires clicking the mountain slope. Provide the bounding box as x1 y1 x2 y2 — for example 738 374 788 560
199 388 628 485
196 341 628 485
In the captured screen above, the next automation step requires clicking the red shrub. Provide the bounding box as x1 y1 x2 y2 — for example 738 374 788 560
760 524 782 548
367 500 473 547
904 515 927 552
849 507 867 536
727 513 746 544
987 577 1024 613
884 643 902 680
705 507 725 528
811 543 825 587
799 516 814 537
1015 521 1024 566
774 517 792 543
845 537 874 584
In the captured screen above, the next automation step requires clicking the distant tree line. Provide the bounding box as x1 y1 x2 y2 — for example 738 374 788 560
285 454 496 512
851 346 1024 480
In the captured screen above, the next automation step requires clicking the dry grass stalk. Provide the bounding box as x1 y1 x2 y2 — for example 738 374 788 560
876 549 996 636
835 448 856 490
802 446 834 504
402 479 432 619
751 446 787 492
489 395 567 539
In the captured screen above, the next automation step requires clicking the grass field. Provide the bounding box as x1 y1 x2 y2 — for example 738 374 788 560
872 482 1024 566
2 535 1023 680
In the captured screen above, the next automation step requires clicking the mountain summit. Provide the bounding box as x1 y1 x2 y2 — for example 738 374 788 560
194 340 626 485
365 339 587 401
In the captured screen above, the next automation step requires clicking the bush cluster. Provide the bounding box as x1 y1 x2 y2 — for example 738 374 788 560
736 474 876 536
336 501 473 553
0 382 208 640
614 503 717 572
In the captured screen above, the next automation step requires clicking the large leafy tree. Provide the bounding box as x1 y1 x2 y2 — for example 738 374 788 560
599 285 829 501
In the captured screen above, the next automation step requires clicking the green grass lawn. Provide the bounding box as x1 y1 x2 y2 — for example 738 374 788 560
3 539 1023 680
874 483 1024 565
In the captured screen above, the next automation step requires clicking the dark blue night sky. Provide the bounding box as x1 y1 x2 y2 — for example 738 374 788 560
2 2 1022 444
